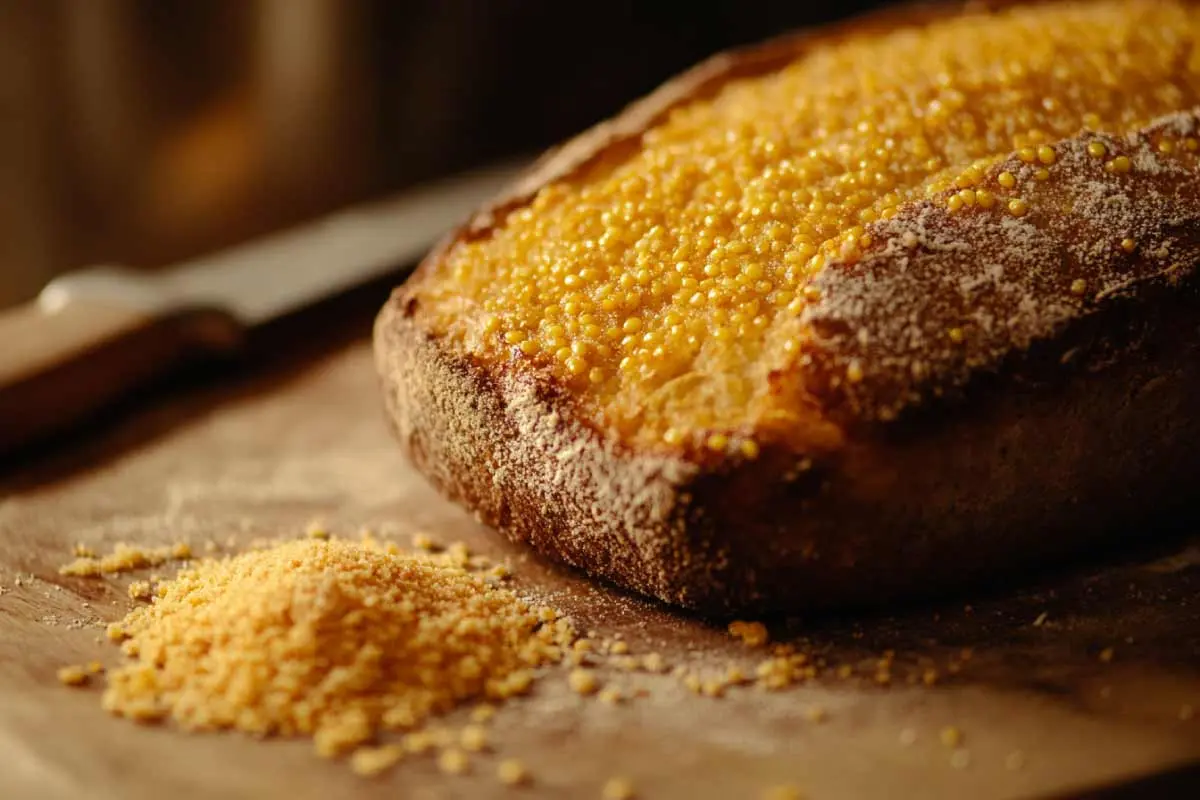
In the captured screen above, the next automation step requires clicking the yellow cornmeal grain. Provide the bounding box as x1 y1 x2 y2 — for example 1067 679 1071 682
349 744 404 777
568 668 600 696
602 777 636 800
940 726 963 748
762 786 805 800
99 538 573 758
424 0 1200 448
470 703 497 723
598 685 624 705
459 724 489 752
498 758 531 786
57 665 89 687
728 620 770 647
437 748 470 775
59 541 192 577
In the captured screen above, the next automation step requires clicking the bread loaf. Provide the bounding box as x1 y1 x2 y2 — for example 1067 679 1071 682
375 0 1200 614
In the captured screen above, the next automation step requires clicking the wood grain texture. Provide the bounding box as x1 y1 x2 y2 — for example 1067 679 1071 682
1 333 1198 800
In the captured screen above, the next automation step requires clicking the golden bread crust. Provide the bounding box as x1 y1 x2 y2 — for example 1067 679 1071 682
377 1 1200 613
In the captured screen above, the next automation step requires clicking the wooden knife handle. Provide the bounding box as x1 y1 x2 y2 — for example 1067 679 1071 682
0 293 242 457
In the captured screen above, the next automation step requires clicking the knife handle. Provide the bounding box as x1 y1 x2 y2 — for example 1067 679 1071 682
0 272 242 458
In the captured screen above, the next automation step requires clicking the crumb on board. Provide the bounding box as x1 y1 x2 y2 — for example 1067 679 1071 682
602 777 636 800
728 620 770 647
459 724 489 752
940 726 963 748
59 542 192 577
437 748 470 776
497 758 530 786
598 686 624 705
470 703 496 724
569 669 600 696
57 665 89 687
349 745 404 778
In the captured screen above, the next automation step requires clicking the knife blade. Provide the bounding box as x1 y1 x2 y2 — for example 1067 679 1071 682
0 159 527 457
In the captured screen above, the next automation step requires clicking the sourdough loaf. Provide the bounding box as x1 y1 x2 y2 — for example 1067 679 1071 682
376 0 1200 613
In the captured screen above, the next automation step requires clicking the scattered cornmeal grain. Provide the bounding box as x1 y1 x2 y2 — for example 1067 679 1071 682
470 704 497 723
598 686 624 705
1098 647 1115 663
403 731 436 755
127 580 153 601
609 640 630 656
97 538 573 759
805 706 828 723
350 745 404 777
728 620 770 647
762 785 804 800
57 665 89 687
460 724 489 752
498 758 531 786
59 541 192 577
940 726 963 748
602 777 636 800
641 653 666 673
438 748 470 775
569 669 600 696
86 661 105 674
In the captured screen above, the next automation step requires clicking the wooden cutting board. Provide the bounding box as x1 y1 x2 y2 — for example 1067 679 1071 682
1 312 1198 800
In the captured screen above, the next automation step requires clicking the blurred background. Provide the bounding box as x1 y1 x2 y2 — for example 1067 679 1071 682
0 0 887 309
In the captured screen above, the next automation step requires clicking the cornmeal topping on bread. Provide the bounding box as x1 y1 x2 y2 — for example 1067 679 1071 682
417 0 1200 452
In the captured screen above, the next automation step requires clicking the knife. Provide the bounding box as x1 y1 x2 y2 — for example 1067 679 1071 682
0 159 525 457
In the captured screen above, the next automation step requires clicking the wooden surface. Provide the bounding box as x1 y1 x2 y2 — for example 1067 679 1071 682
1 315 1198 800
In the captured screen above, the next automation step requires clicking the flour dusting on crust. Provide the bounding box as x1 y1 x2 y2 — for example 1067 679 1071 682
801 110 1200 422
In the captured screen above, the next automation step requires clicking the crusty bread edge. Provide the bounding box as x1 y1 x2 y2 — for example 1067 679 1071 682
376 2 1200 614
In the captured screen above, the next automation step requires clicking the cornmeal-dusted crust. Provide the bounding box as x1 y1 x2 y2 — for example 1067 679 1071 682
376 2 1200 613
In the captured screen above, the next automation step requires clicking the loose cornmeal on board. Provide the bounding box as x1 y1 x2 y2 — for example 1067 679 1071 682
100 538 574 759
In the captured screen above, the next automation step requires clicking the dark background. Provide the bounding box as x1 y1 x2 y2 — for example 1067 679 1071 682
0 0 892 307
